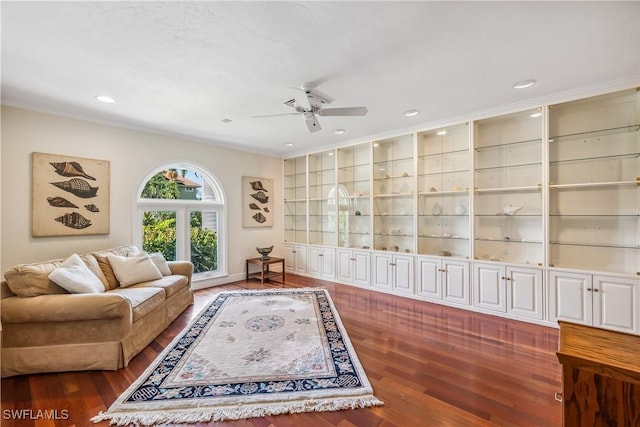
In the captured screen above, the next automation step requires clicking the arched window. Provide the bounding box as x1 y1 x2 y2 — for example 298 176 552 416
136 163 226 280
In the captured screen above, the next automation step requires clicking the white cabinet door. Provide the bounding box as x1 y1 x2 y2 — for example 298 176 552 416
319 247 336 280
417 257 441 299
306 246 322 276
352 250 371 287
336 249 353 283
284 244 296 272
444 260 470 306
508 267 543 320
593 276 638 334
443 260 470 305
372 253 393 290
548 271 592 325
294 245 307 274
473 263 506 312
393 255 414 294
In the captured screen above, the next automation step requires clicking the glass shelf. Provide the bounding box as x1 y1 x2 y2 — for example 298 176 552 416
549 152 639 165
475 162 541 172
419 148 468 158
550 241 639 249
475 138 542 152
475 186 541 193
419 235 469 240
549 124 640 143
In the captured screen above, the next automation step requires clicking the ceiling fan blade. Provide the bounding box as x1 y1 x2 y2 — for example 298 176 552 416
303 112 321 133
304 89 333 109
318 107 368 117
252 112 299 118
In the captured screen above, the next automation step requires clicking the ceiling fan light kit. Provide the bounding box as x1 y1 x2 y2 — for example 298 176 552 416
254 88 368 133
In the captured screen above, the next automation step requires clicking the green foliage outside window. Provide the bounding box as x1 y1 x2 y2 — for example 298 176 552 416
141 171 217 273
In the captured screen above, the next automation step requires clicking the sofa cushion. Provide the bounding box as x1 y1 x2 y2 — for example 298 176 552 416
106 287 165 322
4 254 107 297
93 245 140 290
107 254 162 287
48 254 105 294
130 275 189 298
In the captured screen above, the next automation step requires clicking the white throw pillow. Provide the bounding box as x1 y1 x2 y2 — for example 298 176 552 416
148 252 172 276
129 251 172 276
107 254 163 287
48 254 105 294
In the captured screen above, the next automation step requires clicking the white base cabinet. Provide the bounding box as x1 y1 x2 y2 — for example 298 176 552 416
417 257 470 306
549 271 639 334
284 244 307 275
306 246 336 280
336 249 370 287
372 252 414 294
474 263 543 320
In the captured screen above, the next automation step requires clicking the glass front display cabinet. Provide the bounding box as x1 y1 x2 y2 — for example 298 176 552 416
548 88 640 275
337 143 372 249
373 134 415 253
308 150 337 246
474 108 544 265
417 123 470 258
283 156 307 243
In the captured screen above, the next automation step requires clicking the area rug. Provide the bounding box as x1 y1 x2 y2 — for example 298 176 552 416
91 287 382 425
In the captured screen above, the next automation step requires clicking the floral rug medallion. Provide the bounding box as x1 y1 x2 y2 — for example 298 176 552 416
92 288 382 425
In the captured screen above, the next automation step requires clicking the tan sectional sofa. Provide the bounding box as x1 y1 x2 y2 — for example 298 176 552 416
0 244 194 377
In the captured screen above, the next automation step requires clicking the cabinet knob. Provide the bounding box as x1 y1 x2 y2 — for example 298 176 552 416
350 258 356 261
319 254 324 257
389 262 396 266
593 288 599 292
587 288 592 291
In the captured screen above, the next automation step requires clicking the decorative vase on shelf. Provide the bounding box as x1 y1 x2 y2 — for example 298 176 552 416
256 245 274 260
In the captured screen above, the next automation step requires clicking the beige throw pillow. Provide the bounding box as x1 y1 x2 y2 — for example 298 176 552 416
107 254 162 287
147 252 172 276
48 254 105 294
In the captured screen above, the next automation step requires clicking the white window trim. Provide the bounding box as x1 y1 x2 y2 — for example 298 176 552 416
135 163 227 280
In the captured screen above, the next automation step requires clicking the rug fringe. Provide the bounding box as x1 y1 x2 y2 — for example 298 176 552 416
91 396 383 426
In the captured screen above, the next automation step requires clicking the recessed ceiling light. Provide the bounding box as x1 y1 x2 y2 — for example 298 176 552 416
283 142 294 147
530 112 542 118
373 142 380 147
404 109 419 117
334 129 345 134
437 130 447 136
328 152 334 156
513 79 536 89
95 95 115 103
221 118 232 123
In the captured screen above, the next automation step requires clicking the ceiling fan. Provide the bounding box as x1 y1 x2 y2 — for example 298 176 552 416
253 88 368 133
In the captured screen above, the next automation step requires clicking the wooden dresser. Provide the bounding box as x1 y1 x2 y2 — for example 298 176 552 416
556 321 640 426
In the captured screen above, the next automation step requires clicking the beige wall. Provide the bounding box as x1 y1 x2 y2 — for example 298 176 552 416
0 106 283 284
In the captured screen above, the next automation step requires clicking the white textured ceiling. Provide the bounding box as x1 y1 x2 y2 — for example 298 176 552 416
2 2 640 157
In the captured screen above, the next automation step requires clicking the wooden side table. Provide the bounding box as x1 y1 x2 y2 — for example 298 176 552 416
246 257 285 286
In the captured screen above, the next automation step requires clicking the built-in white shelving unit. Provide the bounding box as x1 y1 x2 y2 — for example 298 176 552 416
372 134 415 253
473 108 544 266
417 123 470 258
282 87 640 334
283 155 307 244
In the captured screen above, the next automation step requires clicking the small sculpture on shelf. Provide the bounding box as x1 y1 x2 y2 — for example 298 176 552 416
497 204 522 216
256 245 274 260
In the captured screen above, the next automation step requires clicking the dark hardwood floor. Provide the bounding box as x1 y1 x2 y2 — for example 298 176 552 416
1 275 563 426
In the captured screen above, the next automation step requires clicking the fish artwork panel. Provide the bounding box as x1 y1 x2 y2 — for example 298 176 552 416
33 152 110 236
243 176 273 227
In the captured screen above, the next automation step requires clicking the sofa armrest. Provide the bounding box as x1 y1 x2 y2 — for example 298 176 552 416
167 261 194 279
1 293 131 324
